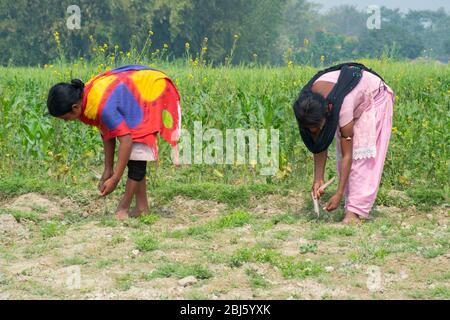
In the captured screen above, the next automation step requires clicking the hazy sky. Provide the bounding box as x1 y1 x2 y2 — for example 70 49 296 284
312 0 450 12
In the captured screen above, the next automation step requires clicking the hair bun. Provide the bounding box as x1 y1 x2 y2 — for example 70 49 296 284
70 79 85 90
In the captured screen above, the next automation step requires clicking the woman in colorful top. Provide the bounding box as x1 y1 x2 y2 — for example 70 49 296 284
293 63 394 224
47 65 181 220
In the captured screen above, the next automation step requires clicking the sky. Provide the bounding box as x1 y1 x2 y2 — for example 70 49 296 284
312 0 450 12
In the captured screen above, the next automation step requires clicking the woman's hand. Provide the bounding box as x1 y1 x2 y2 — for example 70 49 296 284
325 193 342 212
100 176 120 196
312 180 325 199
98 169 113 192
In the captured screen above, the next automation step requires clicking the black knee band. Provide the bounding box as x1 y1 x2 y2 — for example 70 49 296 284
127 160 147 182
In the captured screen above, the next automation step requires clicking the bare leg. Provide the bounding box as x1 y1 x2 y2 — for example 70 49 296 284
116 178 139 220
130 178 149 218
342 211 361 225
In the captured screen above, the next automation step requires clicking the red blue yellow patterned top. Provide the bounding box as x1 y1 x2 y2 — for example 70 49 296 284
79 65 181 153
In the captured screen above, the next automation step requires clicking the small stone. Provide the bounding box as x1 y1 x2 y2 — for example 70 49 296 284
132 249 140 256
426 214 433 221
325 266 335 273
178 276 198 287
366 266 383 293
400 270 409 280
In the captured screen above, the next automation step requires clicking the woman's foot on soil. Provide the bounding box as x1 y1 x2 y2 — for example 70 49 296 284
116 208 129 220
342 211 361 225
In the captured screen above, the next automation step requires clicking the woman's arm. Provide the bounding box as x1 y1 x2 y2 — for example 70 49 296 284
103 138 116 173
98 138 116 191
103 138 116 172
314 150 327 182
312 150 328 198
325 122 354 211
111 134 133 180
100 134 133 196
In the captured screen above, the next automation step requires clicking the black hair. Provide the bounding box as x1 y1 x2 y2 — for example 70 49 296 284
47 79 85 117
293 92 328 128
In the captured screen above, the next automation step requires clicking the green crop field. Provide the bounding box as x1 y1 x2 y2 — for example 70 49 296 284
1 59 448 194
0 58 449 299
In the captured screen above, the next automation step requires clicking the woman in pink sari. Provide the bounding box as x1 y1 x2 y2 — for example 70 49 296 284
293 63 394 224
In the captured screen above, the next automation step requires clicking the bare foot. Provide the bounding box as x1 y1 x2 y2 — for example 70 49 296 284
342 211 361 225
129 206 149 218
116 208 129 220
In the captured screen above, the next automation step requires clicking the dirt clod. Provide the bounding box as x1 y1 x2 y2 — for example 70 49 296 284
7 193 66 220
0 214 30 241
178 276 198 287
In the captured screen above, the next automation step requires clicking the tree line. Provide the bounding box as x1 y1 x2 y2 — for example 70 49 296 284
1 0 449 66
